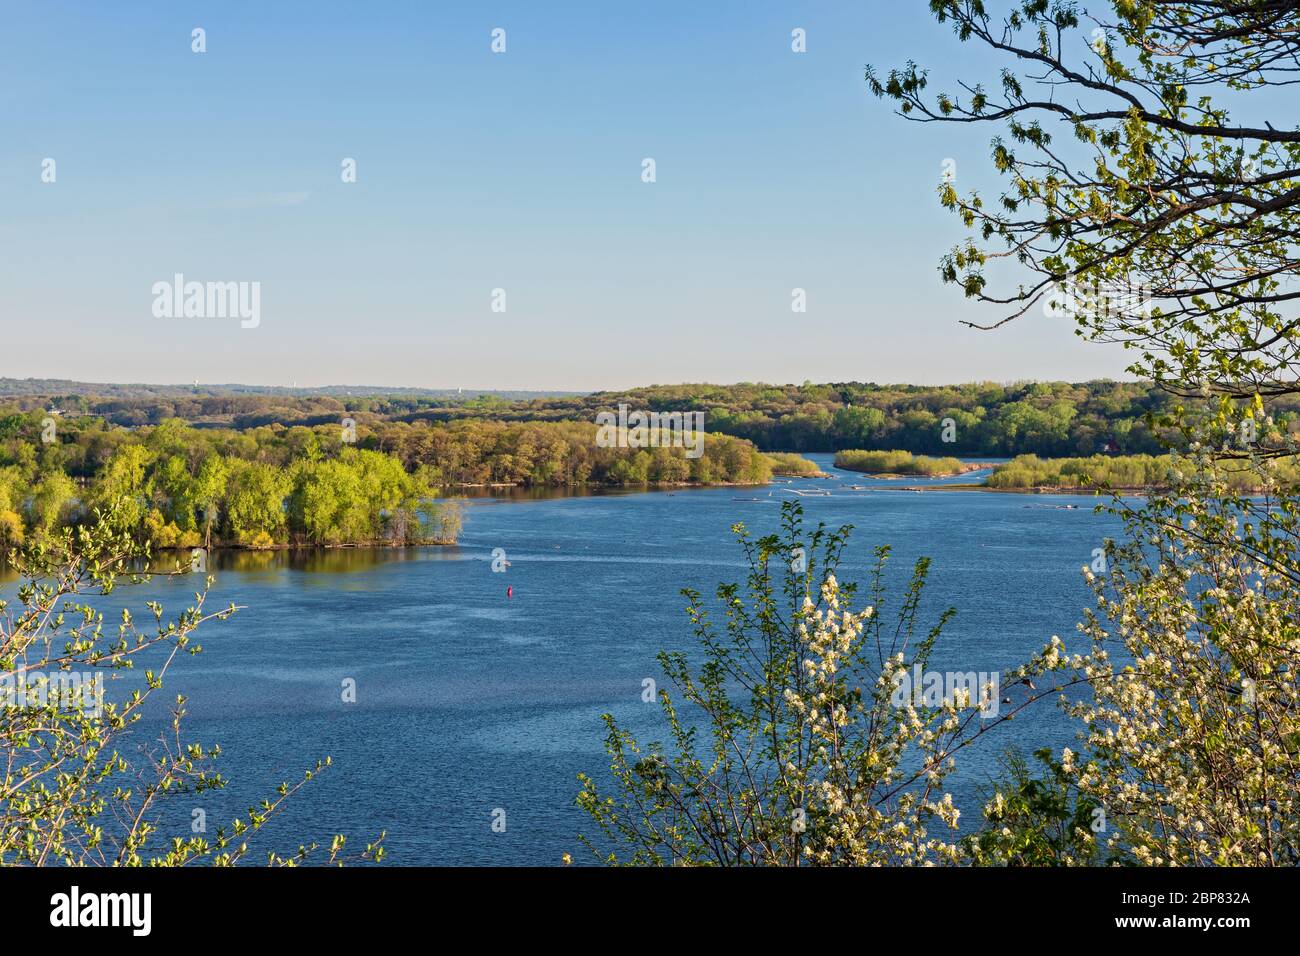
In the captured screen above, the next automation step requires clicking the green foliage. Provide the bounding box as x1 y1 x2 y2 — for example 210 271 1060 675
0 379 1189 462
834 449 970 476
986 452 1300 491
987 453 1172 489
25 471 77 534
1051 452 1300 864
764 452 824 476
402 380 1171 457
834 1 1300 868
225 460 292 545
0 410 780 552
0 418 468 549
961 749 1114 867
0 510 22 550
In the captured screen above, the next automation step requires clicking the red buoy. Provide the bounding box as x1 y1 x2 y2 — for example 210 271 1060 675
507 586 513 598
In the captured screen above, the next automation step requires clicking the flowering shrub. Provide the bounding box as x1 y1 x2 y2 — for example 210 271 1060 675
1042 451 1300 865
577 502 1033 865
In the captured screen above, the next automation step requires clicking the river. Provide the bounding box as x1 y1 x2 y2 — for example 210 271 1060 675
3 454 1126 864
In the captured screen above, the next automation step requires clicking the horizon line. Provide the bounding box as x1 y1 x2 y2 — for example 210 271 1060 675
0 374 1145 397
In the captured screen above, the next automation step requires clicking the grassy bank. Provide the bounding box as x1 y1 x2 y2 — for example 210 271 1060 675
833 449 978 477
764 452 826 477
986 453 1300 493
985 454 1170 490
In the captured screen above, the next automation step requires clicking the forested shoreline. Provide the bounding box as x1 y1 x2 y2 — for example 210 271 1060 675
5 378 1298 555
0 411 776 554
10 377 1284 456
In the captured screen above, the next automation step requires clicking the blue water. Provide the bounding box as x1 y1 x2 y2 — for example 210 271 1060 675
8 455 1124 864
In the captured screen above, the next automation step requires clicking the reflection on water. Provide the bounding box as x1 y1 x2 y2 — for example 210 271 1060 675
180 546 461 575
0 483 743 584
0 486 700 585
0 543 461 584
455 484 648 501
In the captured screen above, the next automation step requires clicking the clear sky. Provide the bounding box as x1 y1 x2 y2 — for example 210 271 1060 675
0 1 1131 391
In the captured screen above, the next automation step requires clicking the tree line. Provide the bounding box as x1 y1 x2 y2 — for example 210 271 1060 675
0 413 774 553
15 378 1298 457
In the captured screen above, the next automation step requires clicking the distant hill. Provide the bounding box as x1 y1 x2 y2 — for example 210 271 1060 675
0 378 582 401
0 376 1224 457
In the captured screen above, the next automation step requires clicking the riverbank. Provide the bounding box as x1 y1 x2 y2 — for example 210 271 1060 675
154 538 459 554
846 467 985 480
882 482 1146 495
448 478 772 491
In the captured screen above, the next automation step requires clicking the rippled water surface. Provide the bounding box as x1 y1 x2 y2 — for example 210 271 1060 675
4 455 1124 864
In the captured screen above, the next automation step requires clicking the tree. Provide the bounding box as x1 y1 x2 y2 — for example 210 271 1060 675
0 467 26 554
225 461 291 545
90 445 152 534
149 454 200 532
294 458 367 545
1043 454 1300 864
422 499 463 544
868 0 1300 438
832 405 887 448
25 471 77 536
0 510 22 553
868 2 1300 866
193 454 229 550
961 748 1112 866
576 503 1060 865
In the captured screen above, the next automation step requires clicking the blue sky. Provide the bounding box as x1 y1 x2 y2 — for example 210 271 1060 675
0 1 1131 390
